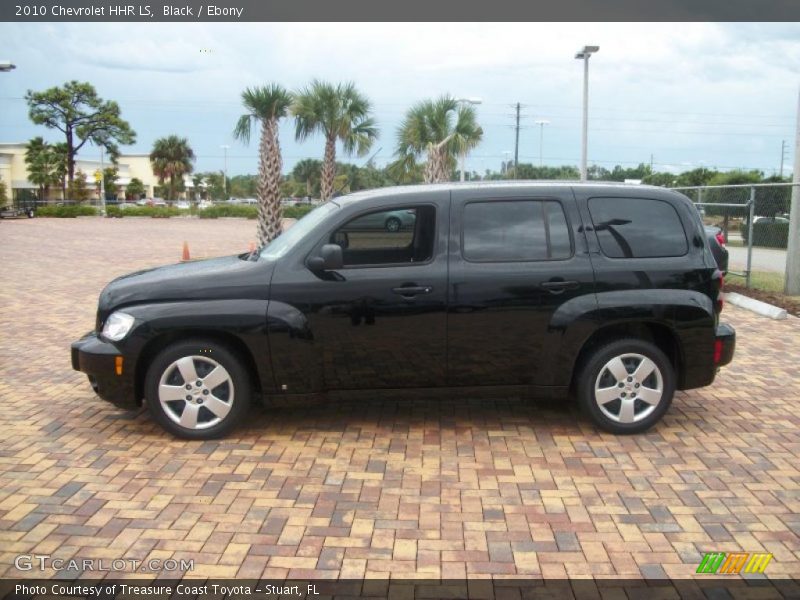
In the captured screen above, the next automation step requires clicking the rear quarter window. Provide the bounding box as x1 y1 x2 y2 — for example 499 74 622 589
588 196 688 259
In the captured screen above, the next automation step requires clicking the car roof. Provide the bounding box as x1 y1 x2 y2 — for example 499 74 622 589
331 180 684 207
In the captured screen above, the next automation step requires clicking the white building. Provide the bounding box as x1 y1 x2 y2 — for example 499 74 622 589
0 143 203 202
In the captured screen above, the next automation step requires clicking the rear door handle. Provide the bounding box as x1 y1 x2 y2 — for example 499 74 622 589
540 280 580 293
392 285 432 297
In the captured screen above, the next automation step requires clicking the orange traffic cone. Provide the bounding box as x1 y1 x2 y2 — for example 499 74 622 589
181 241 191 262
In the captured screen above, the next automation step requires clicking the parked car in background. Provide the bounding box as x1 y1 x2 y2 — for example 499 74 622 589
704 225 728 274
340 208 417 232
150 198 167 207
72 182 734 439
176 201 191 210
241 198 258 205
118 202 138 210
754 216 790 224
198 199 214 210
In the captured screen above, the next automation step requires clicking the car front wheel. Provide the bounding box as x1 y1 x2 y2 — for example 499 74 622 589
577 339 675 434
385 217 401 232
145 340 251 439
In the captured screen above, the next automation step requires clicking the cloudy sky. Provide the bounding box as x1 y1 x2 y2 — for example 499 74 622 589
1 22 798 177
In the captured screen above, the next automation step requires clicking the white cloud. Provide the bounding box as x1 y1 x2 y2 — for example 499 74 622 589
2 22 798 175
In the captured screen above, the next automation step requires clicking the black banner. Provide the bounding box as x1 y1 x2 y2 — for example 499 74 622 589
2 579 799 600
2 0 800 22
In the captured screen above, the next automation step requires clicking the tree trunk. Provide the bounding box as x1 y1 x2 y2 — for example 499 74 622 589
320 137 336 201
256 118 284 246
66 129 75 184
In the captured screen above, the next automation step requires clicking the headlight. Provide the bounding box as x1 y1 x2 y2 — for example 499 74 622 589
102 312 135 341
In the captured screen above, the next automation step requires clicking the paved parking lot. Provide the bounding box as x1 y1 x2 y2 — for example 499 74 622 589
0 217 798 580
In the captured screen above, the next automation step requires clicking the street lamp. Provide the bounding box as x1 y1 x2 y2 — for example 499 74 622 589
455 97 482 182
220 145 229 198
502 150 512 176
0 61 16 72
574 45 599 181
534 119 550 168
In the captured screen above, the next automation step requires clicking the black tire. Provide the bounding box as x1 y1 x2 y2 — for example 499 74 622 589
576 338 675 434
385 217 401 232
144 339 251 439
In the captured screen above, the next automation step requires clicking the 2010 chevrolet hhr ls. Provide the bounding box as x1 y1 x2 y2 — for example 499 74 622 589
72 182 735 439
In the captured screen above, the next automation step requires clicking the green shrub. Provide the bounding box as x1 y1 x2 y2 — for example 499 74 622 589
741 220 789 248
196 203 315 220
283 205 314 219
36 205 98 218
106 205 180 218
198 204 258 219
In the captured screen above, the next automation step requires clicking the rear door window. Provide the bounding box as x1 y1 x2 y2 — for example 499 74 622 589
588 197 688 258
462 199 572 262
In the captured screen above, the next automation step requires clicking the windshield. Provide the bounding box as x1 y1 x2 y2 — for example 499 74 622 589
259 202 339 260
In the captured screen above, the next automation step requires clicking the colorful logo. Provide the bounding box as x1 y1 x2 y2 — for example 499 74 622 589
697 552 773 574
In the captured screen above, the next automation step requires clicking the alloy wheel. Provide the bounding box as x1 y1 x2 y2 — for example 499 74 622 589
157 355 234 430
593 352 663 424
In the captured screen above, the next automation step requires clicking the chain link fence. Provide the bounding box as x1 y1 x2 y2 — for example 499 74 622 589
673 183 797 293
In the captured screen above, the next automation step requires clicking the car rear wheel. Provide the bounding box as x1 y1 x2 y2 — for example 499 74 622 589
144 340 251 439
577 339 675 434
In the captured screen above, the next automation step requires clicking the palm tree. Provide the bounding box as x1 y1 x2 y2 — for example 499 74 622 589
24 137 68 202
395 96 483 183
149 135 195 201
293 80 378 201
291 158 322 198
233 84 293 246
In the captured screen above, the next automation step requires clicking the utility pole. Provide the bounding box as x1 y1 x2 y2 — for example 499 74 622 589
513 102 520 179
785 87 800 295
650 153 654 172
780 140 786 178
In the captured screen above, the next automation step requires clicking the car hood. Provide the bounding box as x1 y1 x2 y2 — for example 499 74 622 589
97 255 274 322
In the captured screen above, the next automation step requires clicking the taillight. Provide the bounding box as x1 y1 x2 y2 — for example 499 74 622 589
713 339 723 364
716 231 726 246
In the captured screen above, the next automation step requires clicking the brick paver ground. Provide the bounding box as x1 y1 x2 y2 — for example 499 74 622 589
0 217 798 580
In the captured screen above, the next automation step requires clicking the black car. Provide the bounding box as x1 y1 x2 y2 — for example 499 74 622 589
72 182 735 438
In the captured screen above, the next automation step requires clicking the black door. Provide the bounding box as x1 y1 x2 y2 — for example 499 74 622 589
268 192 450 392
446 188 595 387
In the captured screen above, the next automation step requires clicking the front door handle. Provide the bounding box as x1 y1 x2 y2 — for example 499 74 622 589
392 285 433 297
540 280 580 294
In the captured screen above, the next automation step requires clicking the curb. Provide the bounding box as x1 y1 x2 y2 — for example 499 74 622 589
725 292 787 320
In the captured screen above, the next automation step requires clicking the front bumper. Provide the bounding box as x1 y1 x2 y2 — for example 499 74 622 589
71 332 138 409
715 322 735 367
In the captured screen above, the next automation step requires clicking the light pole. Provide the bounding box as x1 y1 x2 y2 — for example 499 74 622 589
534 119 550 168
455 97 482 182
220 144 229 198
0 61 16 72
574 45 599 181
502 151 512 176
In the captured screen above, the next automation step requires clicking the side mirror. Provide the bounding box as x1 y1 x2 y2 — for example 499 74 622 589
308 243 344 271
